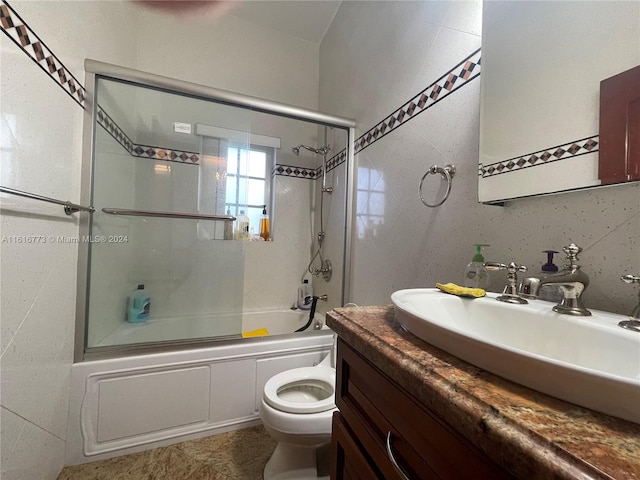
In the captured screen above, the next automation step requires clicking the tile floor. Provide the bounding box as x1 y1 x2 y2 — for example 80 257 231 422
57 425 276 480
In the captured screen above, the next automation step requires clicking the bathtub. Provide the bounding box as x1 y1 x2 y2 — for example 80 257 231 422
94 309 323 347
66 310 333 466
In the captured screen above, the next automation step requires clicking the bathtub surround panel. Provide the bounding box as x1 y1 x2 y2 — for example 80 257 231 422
210 359 256 423
65 332 333 465
94 366 211 442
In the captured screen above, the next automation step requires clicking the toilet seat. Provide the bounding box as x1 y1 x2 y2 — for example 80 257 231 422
263 366 336 414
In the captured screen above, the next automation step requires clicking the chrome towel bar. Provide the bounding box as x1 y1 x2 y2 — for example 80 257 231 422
102 208 236 222
0 186 95 215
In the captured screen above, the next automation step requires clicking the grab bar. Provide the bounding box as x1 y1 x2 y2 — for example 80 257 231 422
102 208 236 222
0 186 95 215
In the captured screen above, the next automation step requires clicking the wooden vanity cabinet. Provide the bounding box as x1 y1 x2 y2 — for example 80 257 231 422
330 338 514 480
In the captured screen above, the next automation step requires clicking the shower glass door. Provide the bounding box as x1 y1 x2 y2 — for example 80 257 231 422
78 63 355 358
86 77 250 348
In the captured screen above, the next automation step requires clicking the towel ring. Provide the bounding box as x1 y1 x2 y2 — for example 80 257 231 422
418 164 456 207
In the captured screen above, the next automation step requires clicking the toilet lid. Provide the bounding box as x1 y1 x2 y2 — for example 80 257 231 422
263 366 336 414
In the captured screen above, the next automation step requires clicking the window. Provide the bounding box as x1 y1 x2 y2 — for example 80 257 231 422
195 123 279 240
225 143 273 233
356 166 385 239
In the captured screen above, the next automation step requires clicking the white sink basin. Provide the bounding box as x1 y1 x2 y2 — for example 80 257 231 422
391 288 640 424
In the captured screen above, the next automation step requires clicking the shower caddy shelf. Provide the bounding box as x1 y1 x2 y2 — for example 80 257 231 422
0 186 95 215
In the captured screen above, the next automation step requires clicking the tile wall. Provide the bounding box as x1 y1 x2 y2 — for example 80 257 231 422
319 1 639 314
3 1 638 478
1 1 324 477
1 2 139 478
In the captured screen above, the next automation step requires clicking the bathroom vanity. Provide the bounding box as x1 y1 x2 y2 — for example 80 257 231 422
326 306 640 479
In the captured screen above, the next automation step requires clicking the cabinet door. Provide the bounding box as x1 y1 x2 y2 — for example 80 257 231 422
336 339 513 480
331 412 383 480
599 65 640 184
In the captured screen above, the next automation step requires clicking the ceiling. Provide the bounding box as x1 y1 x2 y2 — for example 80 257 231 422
228 1 342 44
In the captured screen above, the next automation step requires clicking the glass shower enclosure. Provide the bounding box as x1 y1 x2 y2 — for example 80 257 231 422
75 61 355 360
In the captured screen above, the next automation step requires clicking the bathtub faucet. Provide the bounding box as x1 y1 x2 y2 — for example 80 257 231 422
295 295 328 333
304 294 328 306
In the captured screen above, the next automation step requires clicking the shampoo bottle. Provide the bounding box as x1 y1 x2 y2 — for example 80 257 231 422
463 244 490 289
260 205 270 241
297 279 312 310
127 284 150 323
539 250 563 302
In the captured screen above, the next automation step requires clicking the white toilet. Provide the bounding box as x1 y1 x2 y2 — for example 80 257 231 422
260 338 337 480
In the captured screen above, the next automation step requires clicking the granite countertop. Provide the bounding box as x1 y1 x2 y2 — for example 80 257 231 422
326 305 640 480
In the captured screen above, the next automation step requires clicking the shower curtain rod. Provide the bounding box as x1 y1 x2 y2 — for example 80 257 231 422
0 186 95 215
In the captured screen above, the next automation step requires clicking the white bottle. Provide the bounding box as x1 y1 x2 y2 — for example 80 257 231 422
297 279 313 310
235 210 250 240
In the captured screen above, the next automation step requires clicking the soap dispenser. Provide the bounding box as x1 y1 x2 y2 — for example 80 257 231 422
539 250 563 302
464 244 490 289
260 205 270 241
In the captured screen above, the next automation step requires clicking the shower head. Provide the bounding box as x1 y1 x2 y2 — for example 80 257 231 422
292 144 331 156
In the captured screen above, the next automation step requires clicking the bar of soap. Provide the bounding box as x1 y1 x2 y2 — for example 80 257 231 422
435 282 486 298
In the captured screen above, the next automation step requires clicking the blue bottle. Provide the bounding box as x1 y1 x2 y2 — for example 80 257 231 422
127 284 150 323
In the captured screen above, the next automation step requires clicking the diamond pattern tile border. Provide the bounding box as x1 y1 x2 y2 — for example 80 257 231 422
1 0 85 107
96 106 134 153
354 48 481 155
479 135 599 178
273 164 318 179
3 0 482 184
97 104 200 165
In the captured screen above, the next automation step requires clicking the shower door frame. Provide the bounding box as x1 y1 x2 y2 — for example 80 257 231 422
76 59 356 362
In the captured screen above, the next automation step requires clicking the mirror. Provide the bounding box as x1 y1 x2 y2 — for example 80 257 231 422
479 1 640 203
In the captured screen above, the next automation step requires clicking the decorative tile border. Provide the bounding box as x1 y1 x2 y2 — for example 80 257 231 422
97 104 200 164
312 149 348 178
131 144 200 164
354 48 481 154
309 49 482 182
479 135 599 178
273 164 318 179
1 0 85 108
3 0 485 180
96 106 134 152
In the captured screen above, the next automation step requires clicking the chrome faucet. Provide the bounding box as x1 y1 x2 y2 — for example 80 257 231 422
485 261 529 304
519 243 591 316
619 275 640 332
